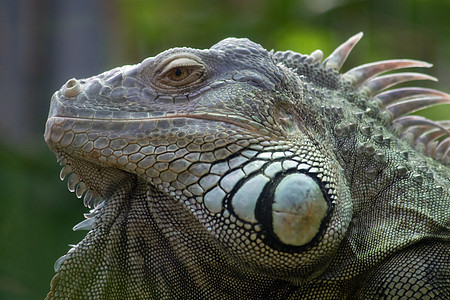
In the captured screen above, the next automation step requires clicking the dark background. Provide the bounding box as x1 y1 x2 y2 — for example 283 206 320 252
0 0 449 298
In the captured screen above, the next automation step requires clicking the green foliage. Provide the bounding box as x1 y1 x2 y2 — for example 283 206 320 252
0 143 86 299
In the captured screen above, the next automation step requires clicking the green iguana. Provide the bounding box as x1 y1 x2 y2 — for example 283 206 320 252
44 33 450 299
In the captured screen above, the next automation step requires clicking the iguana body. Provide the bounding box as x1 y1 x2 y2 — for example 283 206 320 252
44 33 450 299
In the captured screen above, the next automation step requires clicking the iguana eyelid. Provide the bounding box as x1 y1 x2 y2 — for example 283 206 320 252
159 57 205 75
156 56 207 88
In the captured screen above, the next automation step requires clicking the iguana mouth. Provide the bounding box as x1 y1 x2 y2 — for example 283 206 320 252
46 112 263 135
44 112 261 211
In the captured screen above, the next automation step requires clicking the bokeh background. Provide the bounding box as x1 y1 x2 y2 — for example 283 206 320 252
0 0 449 298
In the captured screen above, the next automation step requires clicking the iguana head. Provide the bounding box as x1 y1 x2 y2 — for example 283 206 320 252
44 33 450 285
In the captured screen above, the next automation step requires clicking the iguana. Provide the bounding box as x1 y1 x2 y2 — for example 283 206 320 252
44 33 450 299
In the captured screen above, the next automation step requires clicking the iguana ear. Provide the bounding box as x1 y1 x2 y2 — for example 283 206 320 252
196 138 353 279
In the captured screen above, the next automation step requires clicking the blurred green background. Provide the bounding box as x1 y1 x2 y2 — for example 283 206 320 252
0 0 449 298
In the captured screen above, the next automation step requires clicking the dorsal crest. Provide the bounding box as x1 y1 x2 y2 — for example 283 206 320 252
276 33 450 164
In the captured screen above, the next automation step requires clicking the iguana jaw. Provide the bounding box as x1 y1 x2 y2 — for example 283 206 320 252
44 113 260 208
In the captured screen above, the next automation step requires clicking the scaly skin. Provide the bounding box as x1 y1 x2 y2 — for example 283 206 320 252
44 34 449 299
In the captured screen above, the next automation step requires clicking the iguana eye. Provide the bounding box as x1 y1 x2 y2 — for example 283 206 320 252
157 56 206 88
169 68 189 81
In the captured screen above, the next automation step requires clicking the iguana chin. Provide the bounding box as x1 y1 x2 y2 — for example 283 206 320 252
44 32 450 299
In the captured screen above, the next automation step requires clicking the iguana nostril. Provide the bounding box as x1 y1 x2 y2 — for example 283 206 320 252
63 78 82 98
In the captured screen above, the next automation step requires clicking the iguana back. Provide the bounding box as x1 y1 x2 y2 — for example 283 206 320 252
44 33 449 299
